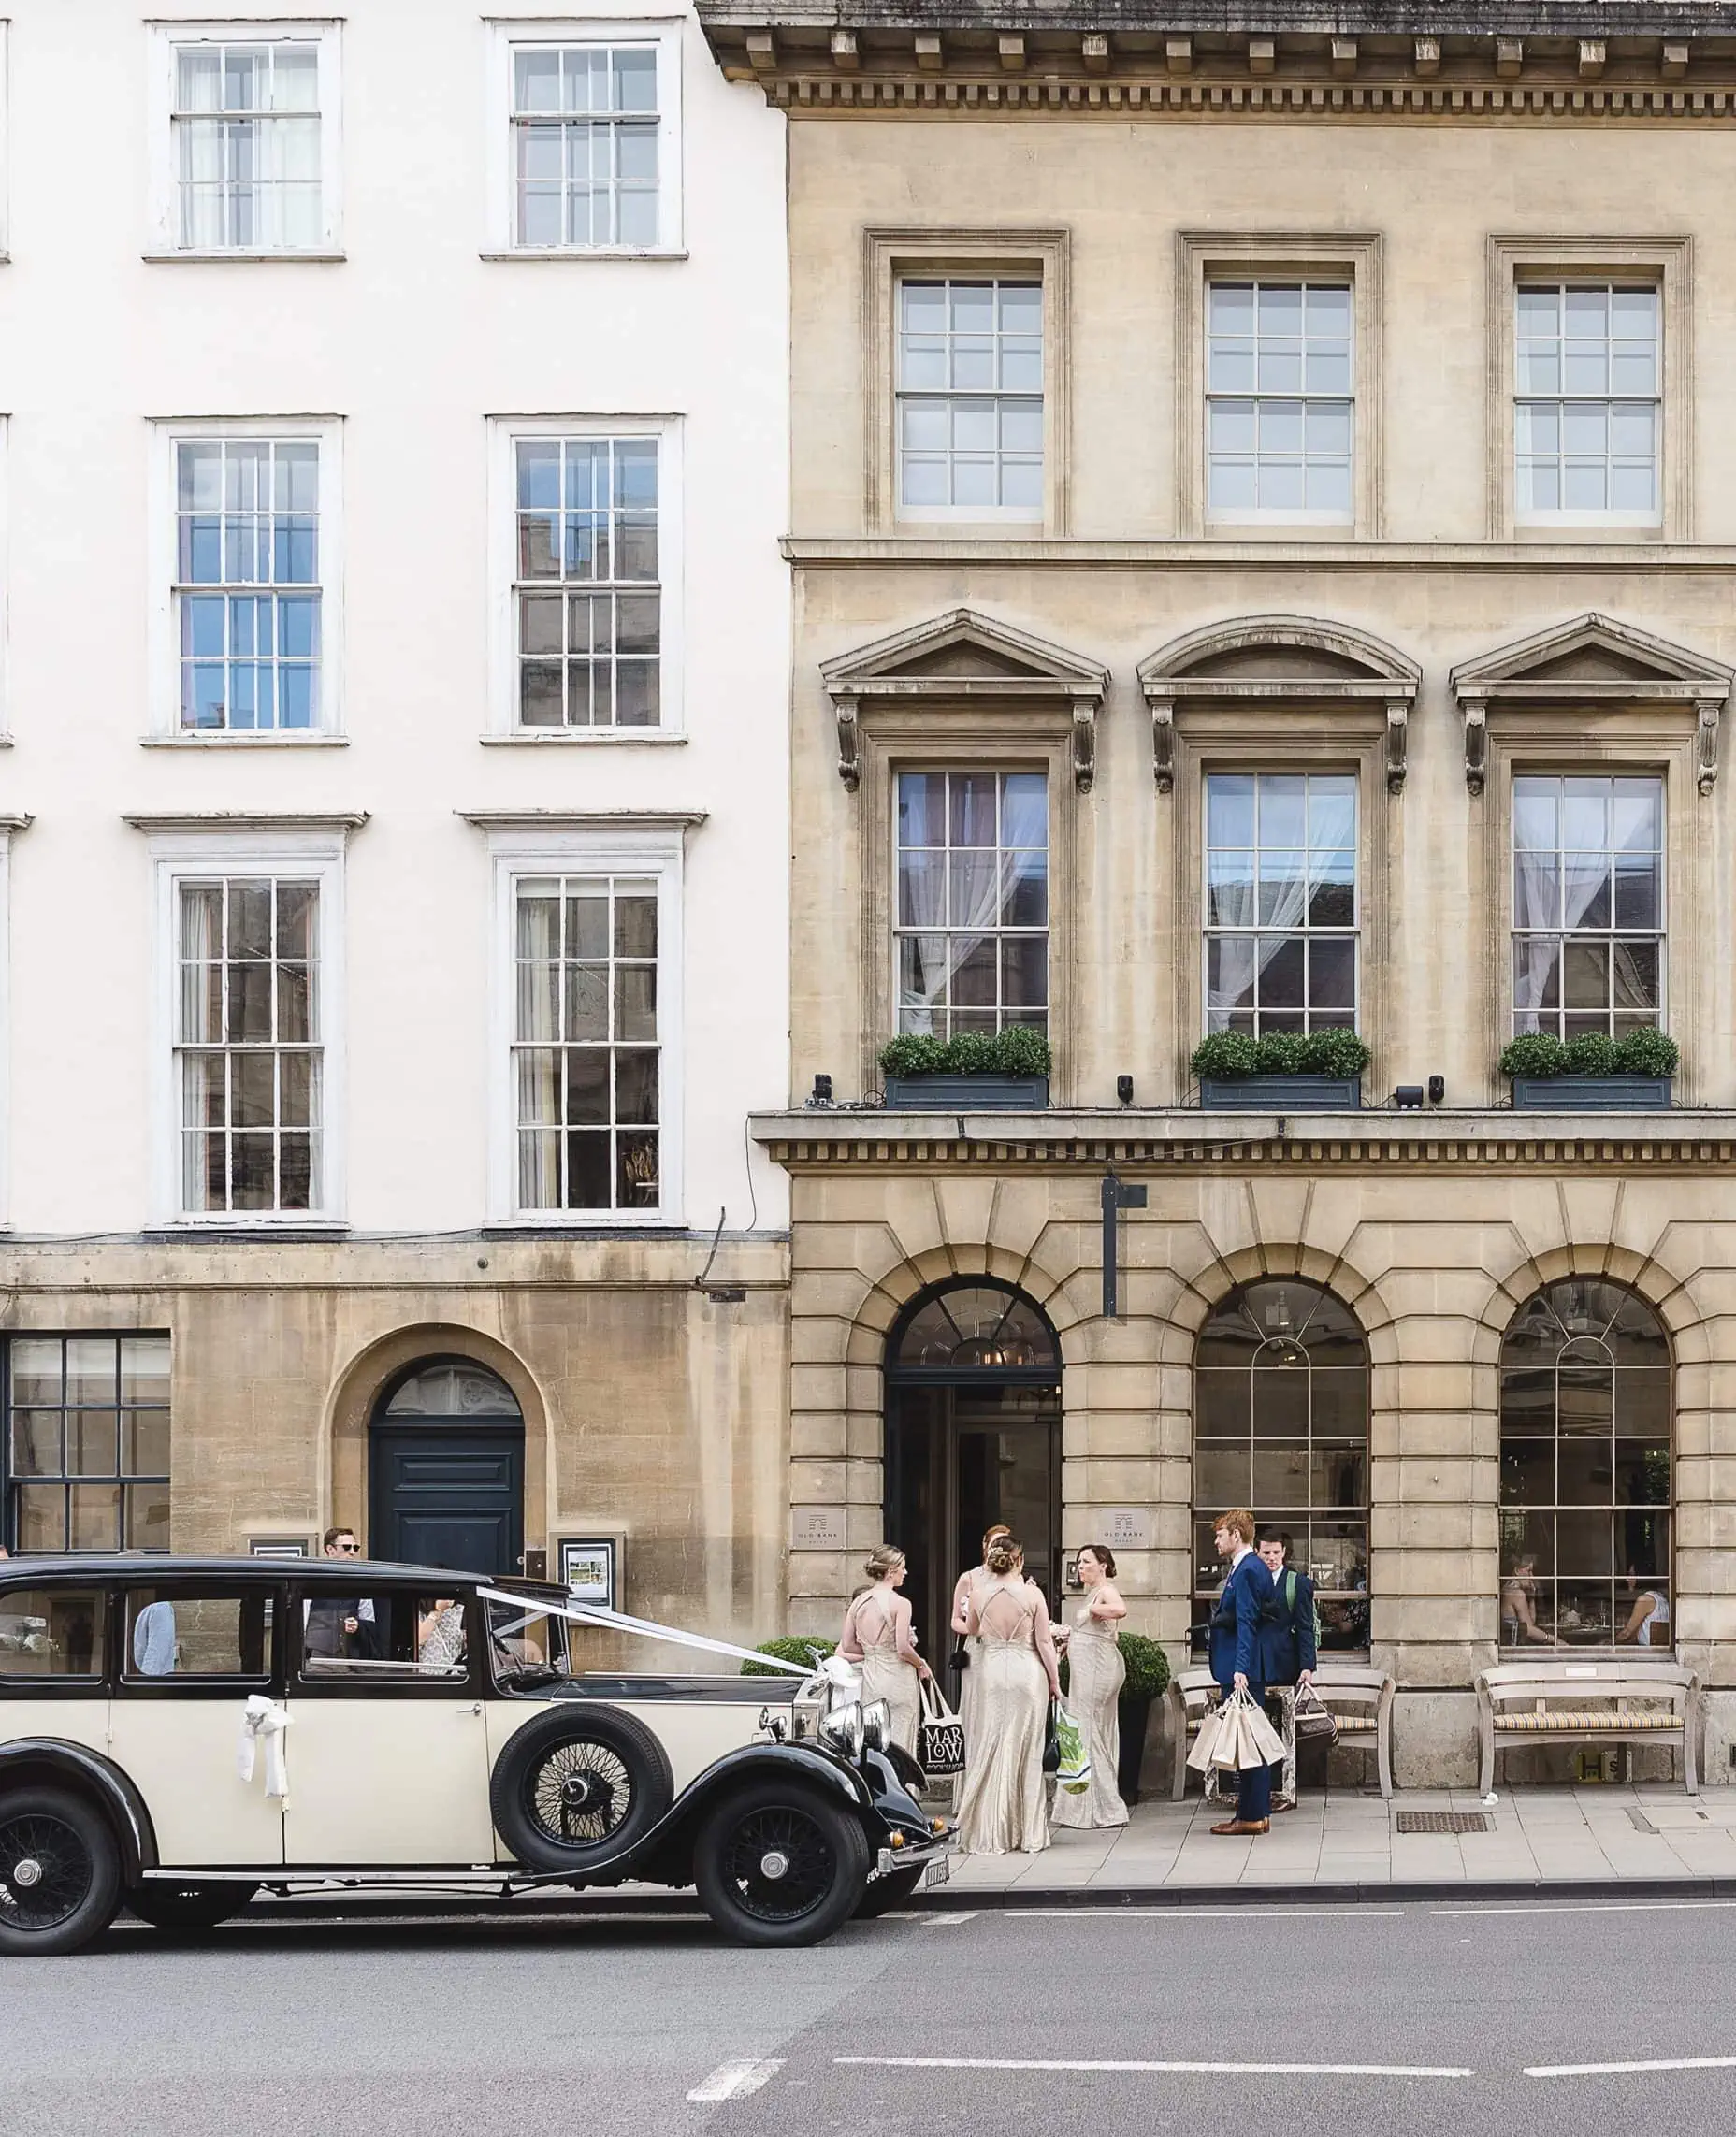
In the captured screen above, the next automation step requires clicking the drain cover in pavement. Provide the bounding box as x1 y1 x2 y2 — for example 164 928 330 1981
1396 1812 1492 1835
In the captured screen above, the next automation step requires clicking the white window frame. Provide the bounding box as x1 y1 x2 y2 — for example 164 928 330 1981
0 819 24 1231
144 827 349 1229
893 274 1046 527
1512 280 1663 531
146 20 343 259
484 824 686 1226
147 416 344 743
1203 278 1355 528
485 19 685 259
485 413 683 740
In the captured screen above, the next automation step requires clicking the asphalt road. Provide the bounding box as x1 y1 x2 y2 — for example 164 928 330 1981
5 1895 1736 2136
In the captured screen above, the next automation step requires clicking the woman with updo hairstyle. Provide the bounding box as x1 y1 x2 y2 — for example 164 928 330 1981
1051 1543 1130 1829
838 1543 929 1755
955 1532 1060 1855
948 1522 1013 1753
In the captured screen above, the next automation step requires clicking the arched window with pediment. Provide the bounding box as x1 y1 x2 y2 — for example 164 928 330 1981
1193 1279 1369 1652
1498 1279 1671 1652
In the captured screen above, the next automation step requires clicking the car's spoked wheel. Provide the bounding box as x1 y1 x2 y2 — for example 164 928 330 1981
718 1804 838 1926
528 1741 634 1848
0 1812 94 1936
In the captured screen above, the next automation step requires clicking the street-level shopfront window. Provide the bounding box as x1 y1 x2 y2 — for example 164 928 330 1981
2 1337 172 1554
1499 1278 1671 1650
1193 1280 1368 1652
894 771 1048 1038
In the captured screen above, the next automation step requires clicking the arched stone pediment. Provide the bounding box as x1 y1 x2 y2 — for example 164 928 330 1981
820 608 1109 793
1136 614 1421 794
1449 614 1733 795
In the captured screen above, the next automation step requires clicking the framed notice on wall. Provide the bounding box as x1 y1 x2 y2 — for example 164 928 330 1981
248 1534 313 1560
558 1537 621 1610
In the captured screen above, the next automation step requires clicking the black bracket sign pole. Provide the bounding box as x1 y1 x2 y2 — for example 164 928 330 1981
1100 1173 1149 1320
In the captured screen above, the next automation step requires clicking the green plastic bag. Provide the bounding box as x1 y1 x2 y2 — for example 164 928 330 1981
1055 1699 1092 1794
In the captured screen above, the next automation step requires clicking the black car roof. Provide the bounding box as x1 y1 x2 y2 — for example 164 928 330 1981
0 1553 505 1588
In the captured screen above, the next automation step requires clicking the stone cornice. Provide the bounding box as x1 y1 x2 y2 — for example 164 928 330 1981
783 537 1736 570
700 6 1736 115
752 1105 1736 1169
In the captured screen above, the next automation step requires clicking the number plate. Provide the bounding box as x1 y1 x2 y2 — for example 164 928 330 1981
921 1856 950 1890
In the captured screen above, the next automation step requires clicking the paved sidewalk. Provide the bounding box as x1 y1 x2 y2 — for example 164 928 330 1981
939 1785 1736 1897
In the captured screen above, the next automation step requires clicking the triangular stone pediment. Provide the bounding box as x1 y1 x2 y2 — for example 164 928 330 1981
892 640 1044 680
1450 613 1733 699
821 607 1108 697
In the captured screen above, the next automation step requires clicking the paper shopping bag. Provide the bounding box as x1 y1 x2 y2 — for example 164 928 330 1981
1186 1703 1225 1774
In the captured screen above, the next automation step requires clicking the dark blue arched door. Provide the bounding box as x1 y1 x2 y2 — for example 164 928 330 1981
368 1361 525 1578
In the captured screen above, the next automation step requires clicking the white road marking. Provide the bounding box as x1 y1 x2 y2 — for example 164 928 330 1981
1003 1906 1406 1921
833 2057 1471 2079
1433 1899 1736 1917
687 2059 786 2101
919 1911 976 1927
1526 2056 1736 2079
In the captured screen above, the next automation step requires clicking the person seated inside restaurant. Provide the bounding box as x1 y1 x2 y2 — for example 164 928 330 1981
1501 1555 1555 1645
1616 1568 1671 1648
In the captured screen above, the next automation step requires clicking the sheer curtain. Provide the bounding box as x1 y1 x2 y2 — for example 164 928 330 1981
1513 847 1611 1031
1207 778 1353 1029
178 885 220 1211
514 887 561 1207
897 779 1046 1033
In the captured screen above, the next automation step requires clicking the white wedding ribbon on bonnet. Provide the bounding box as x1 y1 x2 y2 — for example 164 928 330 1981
237 1694 292 1801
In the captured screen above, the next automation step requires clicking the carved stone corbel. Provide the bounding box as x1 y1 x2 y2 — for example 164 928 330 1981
1384 699 1409 795
1071 698 1097 793
1698 695 1724 795
1149 697 1176 793
832 690 861 792
1462 695 1488 795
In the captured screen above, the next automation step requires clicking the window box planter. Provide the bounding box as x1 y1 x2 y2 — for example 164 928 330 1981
1511 1076 1673 1112
1199 1075 1361 1111
882 1074 1049 1111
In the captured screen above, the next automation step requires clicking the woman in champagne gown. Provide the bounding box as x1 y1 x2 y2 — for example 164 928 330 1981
955 1535 1061 1856
1051 1543 1130 1829
949 1523 1012 1753
838 1545 929 1755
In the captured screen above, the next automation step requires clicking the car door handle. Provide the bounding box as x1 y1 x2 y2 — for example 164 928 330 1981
458 1702 483 1716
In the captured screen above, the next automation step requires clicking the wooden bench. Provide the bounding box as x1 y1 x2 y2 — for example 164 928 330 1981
1476 1657 1701 1795
1167 1661 1396 1800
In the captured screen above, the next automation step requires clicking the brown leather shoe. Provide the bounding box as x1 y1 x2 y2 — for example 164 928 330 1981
1209 1818 1270 1836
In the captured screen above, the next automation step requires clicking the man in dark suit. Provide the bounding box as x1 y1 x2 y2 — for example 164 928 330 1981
1258 1527 1318 1812
1208 1507 1277 1836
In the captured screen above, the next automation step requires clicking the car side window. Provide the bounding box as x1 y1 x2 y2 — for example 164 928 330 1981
0 1587 108 1682
297 1589 471 1685
123 1589 274 1681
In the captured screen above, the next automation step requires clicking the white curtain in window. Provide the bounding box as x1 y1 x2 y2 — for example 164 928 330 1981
261 113 321 248
514 888 561 1207
178 885 220 1210
1513 845 1610 1025
897 783 1046 1032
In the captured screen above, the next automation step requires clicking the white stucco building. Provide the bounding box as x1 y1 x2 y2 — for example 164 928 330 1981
0 1 793 1628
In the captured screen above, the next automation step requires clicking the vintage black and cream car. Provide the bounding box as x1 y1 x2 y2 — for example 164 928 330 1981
0 1554 951 1955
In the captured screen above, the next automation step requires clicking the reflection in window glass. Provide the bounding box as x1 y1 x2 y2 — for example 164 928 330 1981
513 46 658 250
1499 1279 1671 1650
1205 772 1358 1037
1194 1281 1368 1650
1512 774 1664 1044
0 1589 108 1679
123 1591 273 1678
1515 283 1660 519
895 772 1048 1040
5 1336 172 1554
1207 282 1353 519
897 279 1044 515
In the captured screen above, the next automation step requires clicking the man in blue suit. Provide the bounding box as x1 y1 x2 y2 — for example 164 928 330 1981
1208 1508 1277 1835
1258 1527 1318 1812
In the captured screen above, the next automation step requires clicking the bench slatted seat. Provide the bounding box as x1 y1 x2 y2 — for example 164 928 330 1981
1167 1660 1395 1800
1476 1657 1700 1795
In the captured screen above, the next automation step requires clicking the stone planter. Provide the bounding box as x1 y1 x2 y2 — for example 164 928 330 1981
1199 1074 1361 1112
1511 1076 1673 1111
882 1074 1049 1111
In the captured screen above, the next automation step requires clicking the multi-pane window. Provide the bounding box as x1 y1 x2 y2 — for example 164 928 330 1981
895 772 1048 1038
177 440 321 731
1205 772 1357 1035
512 46 658 249
1207 282 1353 519
4 1337 171 1555
172 40 322 251
515 438 659 729
514 877 659 1213
1512 774 1663 1042
1194 1282 1368 1652
1499 1279 1671 1651
897 280 1043 517
1514 284 1660 519
178 879 321 1214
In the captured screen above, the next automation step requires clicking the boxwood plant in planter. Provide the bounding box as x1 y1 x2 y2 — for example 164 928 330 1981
1500 1029 1679 1111
1192 1028 1370 1112
879 1025 1051 1111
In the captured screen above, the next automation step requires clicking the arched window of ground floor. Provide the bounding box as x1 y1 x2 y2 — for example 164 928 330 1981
1193 1280 1369 1653
1498 1278 1671 1653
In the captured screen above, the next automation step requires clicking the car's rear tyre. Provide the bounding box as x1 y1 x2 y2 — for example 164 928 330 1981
854 1863 926 1918
695 1781 870 1948
127 1881 258 1932
490 1706 674 1872
0 1789 122 1957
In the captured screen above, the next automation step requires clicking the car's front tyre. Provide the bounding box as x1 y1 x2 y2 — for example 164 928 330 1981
126 1881 258 1932
694 1780 870 1948
0 1788 123 1957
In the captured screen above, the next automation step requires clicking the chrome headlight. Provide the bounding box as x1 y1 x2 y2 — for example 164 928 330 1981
861 1699 890 1754
817 1699 864 1761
